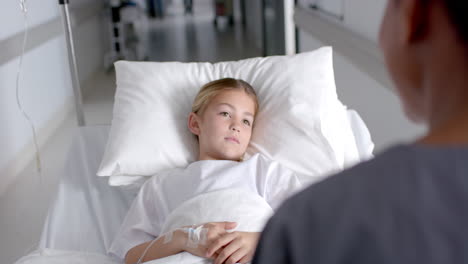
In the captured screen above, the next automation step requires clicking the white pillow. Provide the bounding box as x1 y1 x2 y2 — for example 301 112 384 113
98 47 357 186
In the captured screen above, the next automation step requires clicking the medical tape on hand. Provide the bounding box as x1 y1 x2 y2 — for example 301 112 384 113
185 225 208 248
162 226 208 248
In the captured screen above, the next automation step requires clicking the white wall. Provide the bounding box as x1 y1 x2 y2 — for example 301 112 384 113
299 0 386 42
297 1 426 153
0 0 106 195
343 0 387 42
0 1 60 41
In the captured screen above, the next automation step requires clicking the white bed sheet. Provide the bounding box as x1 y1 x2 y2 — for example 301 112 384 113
27 110 373 260
38 126 137 255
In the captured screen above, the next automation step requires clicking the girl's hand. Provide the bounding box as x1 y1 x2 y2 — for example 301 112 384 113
182 221 238 259
206 231 260 264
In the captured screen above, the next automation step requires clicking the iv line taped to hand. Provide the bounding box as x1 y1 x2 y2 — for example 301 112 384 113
163 225 208 248
136 225 208 264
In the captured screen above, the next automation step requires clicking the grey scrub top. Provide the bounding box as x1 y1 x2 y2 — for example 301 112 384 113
253 144 468 264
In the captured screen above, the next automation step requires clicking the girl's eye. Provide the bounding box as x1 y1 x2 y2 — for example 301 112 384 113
220 112 230 117
243 120 251 126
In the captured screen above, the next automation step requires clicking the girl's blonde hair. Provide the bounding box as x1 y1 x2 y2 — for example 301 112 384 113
192 78 259 116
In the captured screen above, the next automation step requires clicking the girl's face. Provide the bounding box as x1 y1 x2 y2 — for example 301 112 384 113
189 89 256 161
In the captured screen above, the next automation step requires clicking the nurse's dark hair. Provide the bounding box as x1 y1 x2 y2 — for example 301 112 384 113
441 1 468 43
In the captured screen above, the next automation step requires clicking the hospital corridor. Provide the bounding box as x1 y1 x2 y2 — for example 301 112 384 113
1 0 429 264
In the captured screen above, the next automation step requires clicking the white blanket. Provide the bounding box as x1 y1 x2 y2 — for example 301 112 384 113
148 188 274 264
14 249 119 264
15 189 271 264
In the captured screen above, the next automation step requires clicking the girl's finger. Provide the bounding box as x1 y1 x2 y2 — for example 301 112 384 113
206 233 236 258
224 247 248 264
214 238 243 264
238 253 253 264
206 247 223 260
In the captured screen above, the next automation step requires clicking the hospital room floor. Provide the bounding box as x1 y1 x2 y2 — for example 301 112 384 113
0 1 260 263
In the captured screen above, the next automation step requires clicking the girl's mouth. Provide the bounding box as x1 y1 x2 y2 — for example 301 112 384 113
225 137 240 144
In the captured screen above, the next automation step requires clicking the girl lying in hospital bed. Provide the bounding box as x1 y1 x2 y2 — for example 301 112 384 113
108 78 304 264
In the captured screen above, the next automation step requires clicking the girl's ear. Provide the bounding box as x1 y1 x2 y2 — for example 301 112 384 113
188 112 201 135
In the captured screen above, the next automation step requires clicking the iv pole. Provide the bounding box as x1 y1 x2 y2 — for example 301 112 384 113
58 0 85 126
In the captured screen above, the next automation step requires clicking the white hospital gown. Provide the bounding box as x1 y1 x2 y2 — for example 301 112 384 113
108 153 302 260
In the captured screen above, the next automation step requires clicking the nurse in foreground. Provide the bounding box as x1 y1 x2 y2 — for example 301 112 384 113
253 0 468 263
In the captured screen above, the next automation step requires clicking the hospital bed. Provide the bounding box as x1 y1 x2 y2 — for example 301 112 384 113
14 48 375 264
15 116 371 263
